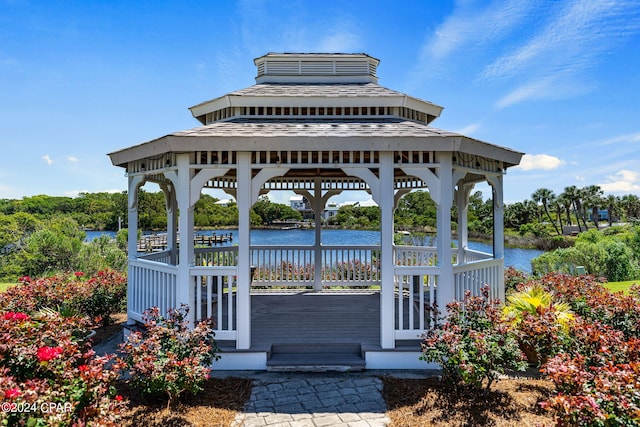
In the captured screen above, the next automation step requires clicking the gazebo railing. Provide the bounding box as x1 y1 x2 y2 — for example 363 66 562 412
190 266 237 340
453 258 504 302
128 259 178 323
129 244 503 344
250 244 381 288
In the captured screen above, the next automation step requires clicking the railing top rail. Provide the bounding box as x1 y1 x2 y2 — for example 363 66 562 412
453 258 502 273
194 246 238 253
130 258 179 273
393 244 438 252
464 248 493 257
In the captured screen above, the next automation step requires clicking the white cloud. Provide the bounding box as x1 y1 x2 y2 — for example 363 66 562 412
42 154 53 165
485 0 640 107
599 170 640 194
515 154 565 171
67 156 78 163
423 0 534 60
454 122 481 135
316 30 360 53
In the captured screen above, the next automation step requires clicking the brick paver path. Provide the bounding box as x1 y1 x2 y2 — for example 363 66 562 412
232 373 390 427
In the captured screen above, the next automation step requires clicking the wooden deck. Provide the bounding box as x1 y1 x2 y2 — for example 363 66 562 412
249 291 381 350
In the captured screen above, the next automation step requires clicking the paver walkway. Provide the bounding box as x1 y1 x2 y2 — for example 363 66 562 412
231 372 390 427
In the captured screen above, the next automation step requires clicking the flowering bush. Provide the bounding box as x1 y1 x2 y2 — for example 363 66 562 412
0 270 127 327
421 286 527 393
532 273 640 340
542 318 640 425
0 310 126 426
117 305 219 405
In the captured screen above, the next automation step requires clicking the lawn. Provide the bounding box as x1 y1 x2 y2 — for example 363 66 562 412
0 282 15 293
603 280 639 294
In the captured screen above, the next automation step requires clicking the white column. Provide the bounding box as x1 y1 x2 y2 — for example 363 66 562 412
455 183 473 265
491 175 505 260
490 175 505 302
176 154 195 325
127 174 143 326
436 154 455 305
379 152 395 349
161 183 178 265
236 152 252 349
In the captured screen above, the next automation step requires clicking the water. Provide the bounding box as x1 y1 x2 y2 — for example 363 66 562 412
86 229 542 273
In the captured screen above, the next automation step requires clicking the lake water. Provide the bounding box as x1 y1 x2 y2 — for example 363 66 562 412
86 229 543 273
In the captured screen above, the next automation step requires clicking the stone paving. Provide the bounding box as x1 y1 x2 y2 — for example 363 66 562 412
231 372 390 427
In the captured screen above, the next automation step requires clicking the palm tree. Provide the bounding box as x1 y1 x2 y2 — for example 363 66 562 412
557 193 573 228
550 198 564 233
606 194 619 227
532 188 560 235
562 186 582 232
582 185 604 230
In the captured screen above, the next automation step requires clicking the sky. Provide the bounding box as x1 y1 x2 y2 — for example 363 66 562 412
1 0 640 206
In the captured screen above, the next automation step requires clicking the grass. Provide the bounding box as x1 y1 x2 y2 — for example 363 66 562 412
603 280 639 294
0 282 15 293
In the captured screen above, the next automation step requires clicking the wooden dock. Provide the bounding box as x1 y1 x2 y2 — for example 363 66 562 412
137 233 233 252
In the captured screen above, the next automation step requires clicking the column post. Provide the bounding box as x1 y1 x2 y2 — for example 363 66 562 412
127 174 143 326
436 154 455 305
236 152 252 349
176 153 195 325
455 183 474 265
379 152 395 349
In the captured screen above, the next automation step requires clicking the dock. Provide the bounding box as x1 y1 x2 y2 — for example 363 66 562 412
137 233 233 253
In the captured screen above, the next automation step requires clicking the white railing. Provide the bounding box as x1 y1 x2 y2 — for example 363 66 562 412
249 245 380 287
321 245 380 286
139 250 173 264
128 259 178 323
462 248 493 263
194 247 238 267
190 266 237 341
453 258 504 302
250 245 315 286
394 245 437 266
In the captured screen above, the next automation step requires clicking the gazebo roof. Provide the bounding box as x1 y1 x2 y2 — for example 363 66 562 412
108 118 521 167
108 52 523 174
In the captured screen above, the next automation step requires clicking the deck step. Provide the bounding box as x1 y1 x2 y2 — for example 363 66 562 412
267 343 365 372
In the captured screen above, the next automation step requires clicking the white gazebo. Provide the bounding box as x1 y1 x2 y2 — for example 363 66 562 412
108 53 522 370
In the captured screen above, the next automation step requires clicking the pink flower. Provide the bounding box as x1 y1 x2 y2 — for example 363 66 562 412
5 388 21 399
36 346 64 362
3 312 30 322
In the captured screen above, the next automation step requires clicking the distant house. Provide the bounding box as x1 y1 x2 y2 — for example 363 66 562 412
214 198 233 207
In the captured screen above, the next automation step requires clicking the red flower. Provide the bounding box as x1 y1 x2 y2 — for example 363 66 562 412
115 395 123 401
3 312 30 322
5 388 21 399
74 271 85 278
36 346 64 362
18 276 31 283
79 364 90 373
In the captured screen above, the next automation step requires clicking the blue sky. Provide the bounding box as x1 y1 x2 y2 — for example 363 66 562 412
1 0 639 205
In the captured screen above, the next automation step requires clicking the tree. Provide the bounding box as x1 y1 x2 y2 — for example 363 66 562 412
582 185 604 230
562 186 583 232
532 188 560 235
606 194 619 227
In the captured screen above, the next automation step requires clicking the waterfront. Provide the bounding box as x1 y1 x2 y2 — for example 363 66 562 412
86 229 543 273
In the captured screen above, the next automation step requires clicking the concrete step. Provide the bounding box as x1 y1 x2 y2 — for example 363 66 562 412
267 342 365 372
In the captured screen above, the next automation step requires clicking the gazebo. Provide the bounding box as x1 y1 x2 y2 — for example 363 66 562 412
108 53 522 370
